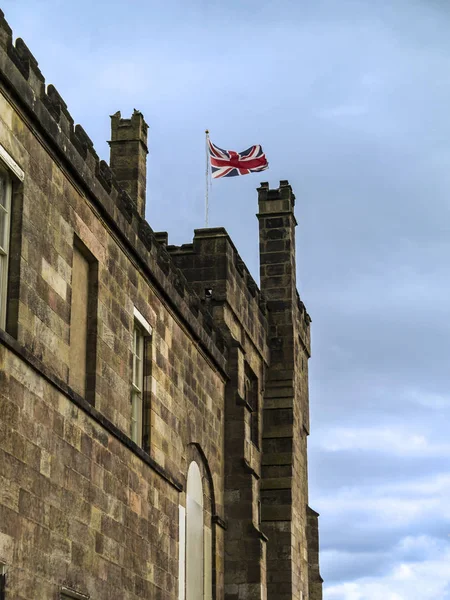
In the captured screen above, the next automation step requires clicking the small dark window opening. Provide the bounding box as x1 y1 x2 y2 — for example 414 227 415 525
205 287 213 299
0 568 5 600
245 364 259 448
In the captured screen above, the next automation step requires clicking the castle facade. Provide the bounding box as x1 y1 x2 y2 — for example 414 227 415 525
0 10 322 600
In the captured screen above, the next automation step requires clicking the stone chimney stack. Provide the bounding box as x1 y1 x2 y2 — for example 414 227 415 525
257 179 297 313
109 110 148 219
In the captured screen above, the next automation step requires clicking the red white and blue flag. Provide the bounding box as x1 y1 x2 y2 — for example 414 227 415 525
208 138 269 179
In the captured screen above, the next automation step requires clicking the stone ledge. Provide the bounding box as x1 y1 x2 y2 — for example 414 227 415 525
242 457 260 480
212 514 227 530
0 328 183 492
252 524 269 542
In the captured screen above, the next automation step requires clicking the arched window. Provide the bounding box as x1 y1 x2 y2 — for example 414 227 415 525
186 461 203 600
180 460 212 600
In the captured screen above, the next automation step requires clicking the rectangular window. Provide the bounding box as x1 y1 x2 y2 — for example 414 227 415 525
0 164 12 330
0 563 5 600
69 237 98 403
245 364 259 448
131 308 152 449
0 145 24 336
131 323 144 446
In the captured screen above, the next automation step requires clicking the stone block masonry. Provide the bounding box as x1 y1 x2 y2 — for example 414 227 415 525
0 8 322 600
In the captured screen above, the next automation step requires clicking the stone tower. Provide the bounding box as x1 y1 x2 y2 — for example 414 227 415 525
258 181 313 600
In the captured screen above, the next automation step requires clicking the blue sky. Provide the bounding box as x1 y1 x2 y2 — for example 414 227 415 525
3 1 450 597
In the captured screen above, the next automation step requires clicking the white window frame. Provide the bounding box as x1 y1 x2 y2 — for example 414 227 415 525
0 163 12 330
131 308 152 446
0 144 23 331
133 306 152 335
131 322 145 446
0 143 24 182
186 461 204 600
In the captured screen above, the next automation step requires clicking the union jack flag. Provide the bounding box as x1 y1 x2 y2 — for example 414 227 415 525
208 138 269 179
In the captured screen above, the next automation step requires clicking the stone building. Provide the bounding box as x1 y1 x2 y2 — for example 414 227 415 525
0 10 322 600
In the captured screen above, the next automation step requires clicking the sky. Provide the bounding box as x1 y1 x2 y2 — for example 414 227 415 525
2 0 450 597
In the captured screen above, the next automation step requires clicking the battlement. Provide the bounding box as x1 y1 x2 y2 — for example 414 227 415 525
168 227 268 314
0 12 130 206
0 10 227 370
167 227 270 355
257 179 296 218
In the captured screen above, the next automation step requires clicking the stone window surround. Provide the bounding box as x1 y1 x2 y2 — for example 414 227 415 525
0 143 24 182
131 322 145 446
70 235 99 406
131 307 152 448
0 143 23 331
244 363 260 450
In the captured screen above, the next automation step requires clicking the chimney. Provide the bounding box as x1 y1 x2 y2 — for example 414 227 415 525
257 180 297 310
109 110 149 219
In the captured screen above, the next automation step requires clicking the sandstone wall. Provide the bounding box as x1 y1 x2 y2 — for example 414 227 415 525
0 19 227 598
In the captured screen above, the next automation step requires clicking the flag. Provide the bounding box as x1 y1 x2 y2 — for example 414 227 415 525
208 138 269 179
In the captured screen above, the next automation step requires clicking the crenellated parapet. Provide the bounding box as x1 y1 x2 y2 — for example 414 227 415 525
0 9 227 371
167 227 270 358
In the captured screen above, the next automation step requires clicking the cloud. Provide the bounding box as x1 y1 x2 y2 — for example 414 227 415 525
314 425 450 457
325 537 450 600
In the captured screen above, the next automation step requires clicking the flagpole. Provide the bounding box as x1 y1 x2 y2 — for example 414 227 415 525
205 129 209 227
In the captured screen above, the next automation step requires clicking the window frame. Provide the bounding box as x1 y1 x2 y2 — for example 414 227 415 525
244 365 260 449
131 322 145 446
0 144 24 332
131 308 152 448
0 163 12 330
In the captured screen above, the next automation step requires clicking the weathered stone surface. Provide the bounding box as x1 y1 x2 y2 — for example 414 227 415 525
0 11 322 600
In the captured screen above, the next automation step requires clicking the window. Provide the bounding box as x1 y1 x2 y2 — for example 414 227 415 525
183 461 212 600
0 164 12 329
131 323 144 446
131 307 152 448
0 144 24 334
186 461 204 600
245 364 259 448
0 563 5 600
69 237 98 403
